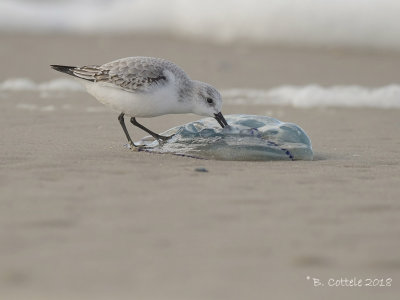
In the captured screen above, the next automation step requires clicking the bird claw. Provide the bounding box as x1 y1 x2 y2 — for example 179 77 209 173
157 134 175 142
125 134 174 150
124 142 146 151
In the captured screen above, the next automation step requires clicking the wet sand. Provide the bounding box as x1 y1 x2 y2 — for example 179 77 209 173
1 34 400 300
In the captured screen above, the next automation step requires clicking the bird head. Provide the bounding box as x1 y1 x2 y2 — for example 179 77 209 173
190 81 228 128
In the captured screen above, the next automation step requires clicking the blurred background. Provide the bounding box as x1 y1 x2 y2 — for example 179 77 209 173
3 0 400 91
1 2 400 300
2 0 400 51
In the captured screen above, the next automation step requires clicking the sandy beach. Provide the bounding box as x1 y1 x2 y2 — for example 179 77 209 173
1 34 400 300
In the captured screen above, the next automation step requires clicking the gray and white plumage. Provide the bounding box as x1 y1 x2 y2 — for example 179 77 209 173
71 57 183 93
51 56 228 145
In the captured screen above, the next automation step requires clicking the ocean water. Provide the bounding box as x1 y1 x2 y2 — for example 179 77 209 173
2 0 400 50
2 78 400 109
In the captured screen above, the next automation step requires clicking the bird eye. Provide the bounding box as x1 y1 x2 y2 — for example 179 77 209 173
206 98 213 104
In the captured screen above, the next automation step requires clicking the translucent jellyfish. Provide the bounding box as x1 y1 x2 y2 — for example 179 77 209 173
135 114 313 161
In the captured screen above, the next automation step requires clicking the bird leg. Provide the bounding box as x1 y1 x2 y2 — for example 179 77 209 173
118 113 136 147
130 117 172 141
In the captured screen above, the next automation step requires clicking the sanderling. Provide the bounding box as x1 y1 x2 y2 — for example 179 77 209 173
51 57 228 147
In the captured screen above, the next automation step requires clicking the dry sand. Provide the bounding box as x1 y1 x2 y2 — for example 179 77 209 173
1 34 400 300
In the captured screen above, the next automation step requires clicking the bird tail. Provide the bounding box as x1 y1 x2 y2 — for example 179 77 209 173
50 64 104 82
51 64 78 76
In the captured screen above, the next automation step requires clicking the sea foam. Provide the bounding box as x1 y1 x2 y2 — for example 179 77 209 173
0 78 83 92
223 85 400 109
2 78 400 109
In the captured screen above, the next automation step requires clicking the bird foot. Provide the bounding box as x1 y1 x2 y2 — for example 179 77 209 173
156 134 175 142
124 142 146 151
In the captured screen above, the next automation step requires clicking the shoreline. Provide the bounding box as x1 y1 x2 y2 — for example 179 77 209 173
2 33 400 88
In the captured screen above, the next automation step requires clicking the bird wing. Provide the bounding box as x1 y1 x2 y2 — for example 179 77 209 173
71 57 169 92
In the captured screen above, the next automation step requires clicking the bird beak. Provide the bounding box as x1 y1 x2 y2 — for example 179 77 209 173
214 112 228 128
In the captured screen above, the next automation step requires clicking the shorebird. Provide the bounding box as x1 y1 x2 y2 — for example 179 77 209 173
51 56 228 147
